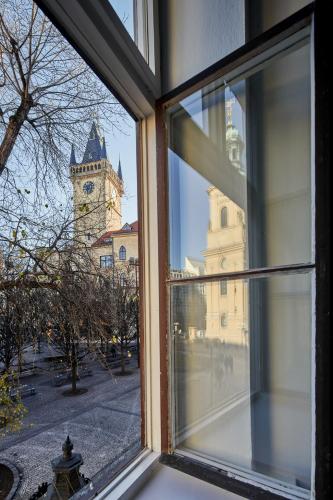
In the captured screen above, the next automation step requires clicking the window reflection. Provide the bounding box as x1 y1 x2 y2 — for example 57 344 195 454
171 272 312 490
167 43 311 277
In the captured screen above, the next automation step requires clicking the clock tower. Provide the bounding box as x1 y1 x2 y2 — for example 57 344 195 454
69 122 124 244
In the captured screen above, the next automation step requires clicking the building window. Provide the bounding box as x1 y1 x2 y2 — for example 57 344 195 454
220 313 228 327
221 207 228 227
220 280 227 295
100 255 114 268
119 245 126 260
120 273 126 287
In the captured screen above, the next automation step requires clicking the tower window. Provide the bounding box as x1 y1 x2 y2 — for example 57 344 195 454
100 255 114 268
221 206 228 227
119 245 126 260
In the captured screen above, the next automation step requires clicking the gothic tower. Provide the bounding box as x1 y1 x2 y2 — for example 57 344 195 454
69 122 124 244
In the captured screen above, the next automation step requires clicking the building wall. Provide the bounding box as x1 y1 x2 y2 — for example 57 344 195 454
93 232 138 267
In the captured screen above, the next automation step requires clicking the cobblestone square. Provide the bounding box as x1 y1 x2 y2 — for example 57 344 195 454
0 347 141 499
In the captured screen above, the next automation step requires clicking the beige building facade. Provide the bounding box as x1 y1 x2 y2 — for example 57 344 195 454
203 108 248 346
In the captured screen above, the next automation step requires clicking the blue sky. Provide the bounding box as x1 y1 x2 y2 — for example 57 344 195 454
104 120 138 225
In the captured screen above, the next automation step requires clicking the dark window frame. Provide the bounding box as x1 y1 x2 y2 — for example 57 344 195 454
100 254 114 268
156 3 331 498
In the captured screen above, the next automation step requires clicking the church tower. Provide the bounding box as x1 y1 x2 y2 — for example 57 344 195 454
203 97 248 346
69 122 124 244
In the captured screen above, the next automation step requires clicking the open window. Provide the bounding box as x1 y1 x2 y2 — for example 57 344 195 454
2 0 330 499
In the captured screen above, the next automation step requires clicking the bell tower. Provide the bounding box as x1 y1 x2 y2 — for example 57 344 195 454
69 122 124 244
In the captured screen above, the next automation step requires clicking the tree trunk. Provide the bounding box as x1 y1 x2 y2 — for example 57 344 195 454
120 337 126 375
18 348 23 373
0 96 33 175
71 344 77 393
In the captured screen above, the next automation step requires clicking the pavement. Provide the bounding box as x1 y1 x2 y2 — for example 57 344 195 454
0 344 141 499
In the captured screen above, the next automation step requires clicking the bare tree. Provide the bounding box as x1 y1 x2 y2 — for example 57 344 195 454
0 286 32 373
0 0 125 192
103 266 138 375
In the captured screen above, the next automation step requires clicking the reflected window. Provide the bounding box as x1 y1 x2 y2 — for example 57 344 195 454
221 207 228 227
220 312 228 327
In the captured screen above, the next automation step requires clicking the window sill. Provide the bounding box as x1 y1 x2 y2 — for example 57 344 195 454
93 449 160 500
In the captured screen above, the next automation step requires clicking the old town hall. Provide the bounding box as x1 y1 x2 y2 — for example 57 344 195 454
69 122 138 269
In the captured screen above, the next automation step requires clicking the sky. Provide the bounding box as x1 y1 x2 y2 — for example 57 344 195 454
97 0 138 225
101 120 138 225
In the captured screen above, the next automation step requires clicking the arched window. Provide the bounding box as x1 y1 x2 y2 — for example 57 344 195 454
221 207 228 227
119 245 126 260
221 313 228 328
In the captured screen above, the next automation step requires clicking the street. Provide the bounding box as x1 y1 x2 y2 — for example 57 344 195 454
0 345 141 499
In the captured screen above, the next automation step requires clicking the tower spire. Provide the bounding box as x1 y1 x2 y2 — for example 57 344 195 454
82 122 103 163
117 156 123 181
69 144 77 165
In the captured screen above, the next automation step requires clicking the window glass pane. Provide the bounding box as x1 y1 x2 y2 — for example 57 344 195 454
167 42 311 277
109 0 135 39
171 271 312 491
0 1 141 497
108 0 155 71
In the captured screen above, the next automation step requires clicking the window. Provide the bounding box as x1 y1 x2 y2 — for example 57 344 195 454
220 312 228 327
30 1 330 499
220 280 227 295
120 273 126 287
119 245 126 260
0 2 142 497
165 26 314 497
220 207 228 227
100 255 114 268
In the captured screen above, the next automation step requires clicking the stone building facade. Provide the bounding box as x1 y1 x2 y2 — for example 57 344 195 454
69 122 138 270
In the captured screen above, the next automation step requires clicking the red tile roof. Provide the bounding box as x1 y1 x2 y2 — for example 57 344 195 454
92 221 138 247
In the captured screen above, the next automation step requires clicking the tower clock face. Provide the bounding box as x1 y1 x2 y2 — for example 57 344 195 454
83 181 94 194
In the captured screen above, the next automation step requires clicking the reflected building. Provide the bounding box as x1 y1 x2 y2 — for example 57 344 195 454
203 101 248 346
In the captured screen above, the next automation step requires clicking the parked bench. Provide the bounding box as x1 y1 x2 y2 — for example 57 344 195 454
9 384 36 399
